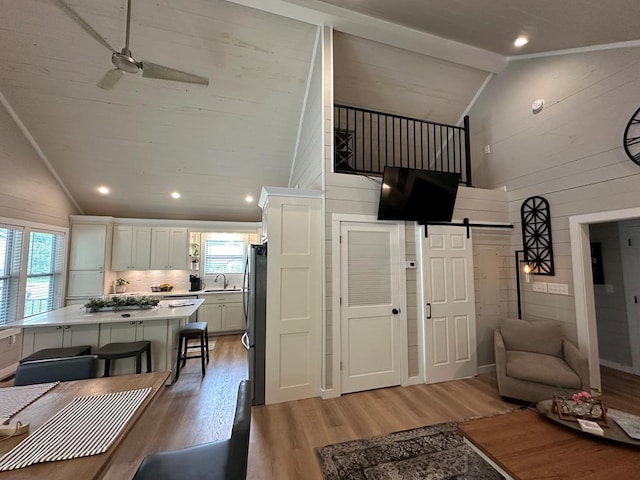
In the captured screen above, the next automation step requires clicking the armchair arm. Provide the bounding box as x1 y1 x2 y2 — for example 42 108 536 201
494 329 508 389
563 339 590 390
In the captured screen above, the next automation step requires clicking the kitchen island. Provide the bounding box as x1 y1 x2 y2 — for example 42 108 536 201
11 299 204 383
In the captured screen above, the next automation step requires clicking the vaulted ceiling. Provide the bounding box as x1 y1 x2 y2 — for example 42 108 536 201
1 0 639 222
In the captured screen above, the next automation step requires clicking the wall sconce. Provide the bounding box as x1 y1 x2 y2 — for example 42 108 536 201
515 250 532 319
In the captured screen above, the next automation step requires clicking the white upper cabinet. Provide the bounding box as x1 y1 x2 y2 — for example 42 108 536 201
112 225 152 271
150 227 188 270
69 224 107 270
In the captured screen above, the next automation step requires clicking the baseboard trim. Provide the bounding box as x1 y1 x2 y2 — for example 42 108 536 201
321 387 339 399
478 364 495 375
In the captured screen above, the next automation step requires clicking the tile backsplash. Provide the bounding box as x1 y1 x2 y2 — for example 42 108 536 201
113 270 244 294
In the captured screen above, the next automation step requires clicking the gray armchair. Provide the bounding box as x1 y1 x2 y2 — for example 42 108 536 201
494 318 589 403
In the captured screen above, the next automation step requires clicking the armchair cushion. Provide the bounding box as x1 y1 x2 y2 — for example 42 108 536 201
506 351 581 389
499 318 563 357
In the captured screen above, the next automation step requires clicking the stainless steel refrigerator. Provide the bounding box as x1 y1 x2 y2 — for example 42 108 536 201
242 243 266 405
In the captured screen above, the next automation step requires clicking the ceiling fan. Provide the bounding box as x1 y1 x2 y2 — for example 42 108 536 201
57 0 209 90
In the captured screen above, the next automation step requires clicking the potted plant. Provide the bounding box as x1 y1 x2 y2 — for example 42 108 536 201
114 278 129 294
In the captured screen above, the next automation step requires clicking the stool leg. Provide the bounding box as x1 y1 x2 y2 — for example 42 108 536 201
205 327 210 363
103 359 111 378
200 332 206 377
135 353 142 374
146 345 152 373
175 335 183 381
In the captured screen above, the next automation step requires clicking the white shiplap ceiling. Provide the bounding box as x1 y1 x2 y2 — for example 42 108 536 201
2 0 639 222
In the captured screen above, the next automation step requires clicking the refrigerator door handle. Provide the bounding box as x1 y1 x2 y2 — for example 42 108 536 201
242 255 249 321
241 331 250 350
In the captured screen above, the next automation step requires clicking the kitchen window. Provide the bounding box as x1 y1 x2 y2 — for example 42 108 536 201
202 235 246 275
0 220 67 326
24 231 65 317
0 226 23 326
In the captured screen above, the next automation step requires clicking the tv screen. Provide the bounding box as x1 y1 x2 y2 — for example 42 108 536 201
377 167 459 223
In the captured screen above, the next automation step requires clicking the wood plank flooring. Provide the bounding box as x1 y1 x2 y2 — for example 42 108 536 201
36 335 640 479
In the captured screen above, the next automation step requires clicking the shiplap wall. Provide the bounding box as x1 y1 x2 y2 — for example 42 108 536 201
0 101 78 227
468 46 640 342
289 28 323 190
0 98 79 375
589 222 632 368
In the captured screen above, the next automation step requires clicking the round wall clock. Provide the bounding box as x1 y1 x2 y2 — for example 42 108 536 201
623 106 640 165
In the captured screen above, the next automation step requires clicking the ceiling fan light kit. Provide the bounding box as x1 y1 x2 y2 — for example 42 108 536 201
57 0 209 89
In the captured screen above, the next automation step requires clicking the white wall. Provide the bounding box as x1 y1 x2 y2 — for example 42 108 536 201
289 28 324 190
469 46 640 341
0 98 78 227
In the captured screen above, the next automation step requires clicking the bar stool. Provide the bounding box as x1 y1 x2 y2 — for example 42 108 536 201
20 345 92 363
95 341 152 377
176 322 209 380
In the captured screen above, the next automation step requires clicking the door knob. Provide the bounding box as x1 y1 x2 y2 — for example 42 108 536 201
392 308 400 315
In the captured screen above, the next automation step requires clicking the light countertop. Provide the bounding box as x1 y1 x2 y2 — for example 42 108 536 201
10 299 205 328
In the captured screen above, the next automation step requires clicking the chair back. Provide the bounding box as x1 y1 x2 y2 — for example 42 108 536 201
227 379 252 480
14 355 98 386
499 318 564 357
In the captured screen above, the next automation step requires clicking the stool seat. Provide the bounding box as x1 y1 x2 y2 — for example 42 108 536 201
180 322 208 336
96 341 152 377
20 346 92 363
176 322 209 380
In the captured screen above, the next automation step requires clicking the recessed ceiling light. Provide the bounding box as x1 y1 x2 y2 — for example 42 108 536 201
170 191 181 199
97 186 110 195
245 195 254 203
514 36 529 47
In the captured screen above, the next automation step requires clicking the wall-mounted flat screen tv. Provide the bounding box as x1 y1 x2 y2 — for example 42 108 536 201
377 167 460 223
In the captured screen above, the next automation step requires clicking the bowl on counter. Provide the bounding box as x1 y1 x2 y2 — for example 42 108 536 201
150 285 173 292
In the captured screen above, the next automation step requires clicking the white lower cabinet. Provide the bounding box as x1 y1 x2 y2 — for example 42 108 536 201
198 293 244 334
21 324 100 358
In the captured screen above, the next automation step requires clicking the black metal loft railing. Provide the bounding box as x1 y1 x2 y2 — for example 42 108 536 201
334 104 472 186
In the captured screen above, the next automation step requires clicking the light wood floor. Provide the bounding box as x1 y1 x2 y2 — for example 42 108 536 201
91 336 640 479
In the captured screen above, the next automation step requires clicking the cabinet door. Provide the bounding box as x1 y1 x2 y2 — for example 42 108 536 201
98 321 139 376
221 303 244 331
131 227 152 270
112 225 133 271
150 228 171 269
63 324 100 348
198 303 222 333
150 227 187 270
22 327 65 357
67 270 104 297
69 224 107 270
168 228 188 270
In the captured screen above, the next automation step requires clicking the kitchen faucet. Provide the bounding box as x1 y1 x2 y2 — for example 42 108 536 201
214 273 229 289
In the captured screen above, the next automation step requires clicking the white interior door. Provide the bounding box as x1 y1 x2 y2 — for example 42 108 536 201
619 222 640 374
420 225 477 383
340 222 403 394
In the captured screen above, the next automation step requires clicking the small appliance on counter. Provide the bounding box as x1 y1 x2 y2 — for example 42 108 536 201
189 274 203 292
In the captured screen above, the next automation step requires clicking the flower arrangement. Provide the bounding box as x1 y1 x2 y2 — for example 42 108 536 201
84 295 159 313
115 278 129 286
552 389 606 423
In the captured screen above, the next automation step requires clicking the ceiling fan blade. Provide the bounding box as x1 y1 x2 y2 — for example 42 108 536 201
97 69 123 90
57 0 117 53
140 61 209 86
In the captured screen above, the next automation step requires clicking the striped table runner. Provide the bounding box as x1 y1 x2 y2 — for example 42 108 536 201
0 383 59 419
0 387 151 471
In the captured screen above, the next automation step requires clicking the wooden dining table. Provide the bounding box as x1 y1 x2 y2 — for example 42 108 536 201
0 371 169 480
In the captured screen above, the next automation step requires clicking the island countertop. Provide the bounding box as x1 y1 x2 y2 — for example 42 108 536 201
9 299 204 328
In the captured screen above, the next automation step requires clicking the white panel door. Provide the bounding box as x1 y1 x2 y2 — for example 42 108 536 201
340 222 403 394
421 225 477 383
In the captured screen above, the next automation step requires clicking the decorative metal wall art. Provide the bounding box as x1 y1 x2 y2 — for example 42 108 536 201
520 195 554 276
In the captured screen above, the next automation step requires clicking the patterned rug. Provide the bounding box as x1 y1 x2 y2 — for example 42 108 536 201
315 422 503 480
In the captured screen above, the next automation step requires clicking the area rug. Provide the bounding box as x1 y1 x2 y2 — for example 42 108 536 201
315 422 503 480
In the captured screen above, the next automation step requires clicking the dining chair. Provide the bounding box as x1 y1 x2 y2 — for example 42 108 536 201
14 355 98 386
133 379 252 480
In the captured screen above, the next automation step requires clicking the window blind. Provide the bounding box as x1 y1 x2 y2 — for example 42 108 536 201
25 231 65 317
0 227 24 326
